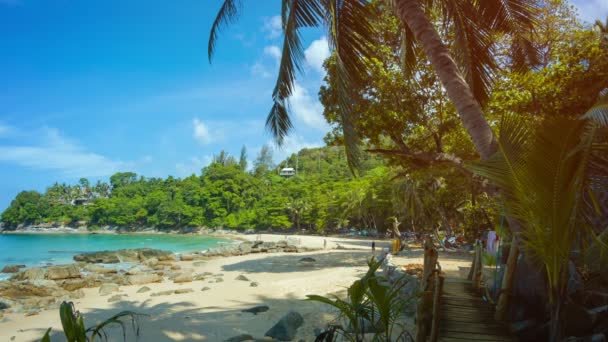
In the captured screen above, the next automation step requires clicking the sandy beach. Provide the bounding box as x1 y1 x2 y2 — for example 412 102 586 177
0 235 473 341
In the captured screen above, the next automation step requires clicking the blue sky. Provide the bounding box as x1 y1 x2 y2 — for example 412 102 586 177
0 0 605 211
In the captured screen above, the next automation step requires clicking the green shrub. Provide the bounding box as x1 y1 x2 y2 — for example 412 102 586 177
40 301 146 342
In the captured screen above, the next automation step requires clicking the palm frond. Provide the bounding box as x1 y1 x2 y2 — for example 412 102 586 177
583 88 608 127
266 100 293 146
476 0 540 68
399 24 418 77
208 0 243 62
88 310 147 342
442 0 496 104
266 0 325 144
324 0 376 171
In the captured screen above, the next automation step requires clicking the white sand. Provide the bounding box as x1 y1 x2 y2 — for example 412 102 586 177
0 235 471 341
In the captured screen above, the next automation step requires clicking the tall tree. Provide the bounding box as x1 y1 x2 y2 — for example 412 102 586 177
253 144 274 176
239 145 248 170
208 0 537 166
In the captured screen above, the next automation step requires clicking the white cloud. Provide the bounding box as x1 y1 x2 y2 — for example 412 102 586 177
175 155 213 177
305 37 330 74
262 15 282 39
0 127 130 177
264 45 282 64
271 134 323 162
251 61 272 78
0 123 12 137
192 118 213 145
573 0 608 24
289 82 330 132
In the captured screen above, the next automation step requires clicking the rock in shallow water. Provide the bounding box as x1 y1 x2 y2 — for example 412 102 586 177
1 265 25 273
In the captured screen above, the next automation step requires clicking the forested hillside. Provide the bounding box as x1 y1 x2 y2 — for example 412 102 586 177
0 146 400 232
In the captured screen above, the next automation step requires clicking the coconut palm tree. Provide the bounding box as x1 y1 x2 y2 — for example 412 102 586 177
208 0 538 165
595 16 608 46
468 91 608 341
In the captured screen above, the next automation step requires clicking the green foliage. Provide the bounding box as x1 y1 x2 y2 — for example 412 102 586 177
1 146 410 233
482 252 497 267
308 257 414 341
468 93 608 340
40 301 145 342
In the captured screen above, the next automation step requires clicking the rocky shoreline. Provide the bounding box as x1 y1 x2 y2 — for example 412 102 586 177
0 239 322 317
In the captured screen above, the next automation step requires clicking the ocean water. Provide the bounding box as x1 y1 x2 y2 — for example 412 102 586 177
0 234 230 279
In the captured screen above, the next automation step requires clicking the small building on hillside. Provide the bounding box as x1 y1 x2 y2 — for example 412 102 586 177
280 167 296 177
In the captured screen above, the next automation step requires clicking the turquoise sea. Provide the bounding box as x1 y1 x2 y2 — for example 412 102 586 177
0 234 230 278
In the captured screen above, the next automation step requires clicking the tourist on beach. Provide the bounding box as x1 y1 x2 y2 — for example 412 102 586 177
372 241 376 253
323 239 327 249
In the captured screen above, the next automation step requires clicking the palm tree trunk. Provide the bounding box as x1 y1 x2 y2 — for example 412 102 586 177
395 0 497 160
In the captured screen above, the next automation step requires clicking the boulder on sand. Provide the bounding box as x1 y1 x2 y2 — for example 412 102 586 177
126 273 162 285
11 267 47 282
173 272 193 283
74 248 174 263
47 265 81 280
265 311 304 341
137 286 151 293
242 305 269 315
99 283 120 296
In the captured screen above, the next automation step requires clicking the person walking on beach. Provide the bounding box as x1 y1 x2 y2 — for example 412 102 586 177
371 241 376 254
323 239 327 250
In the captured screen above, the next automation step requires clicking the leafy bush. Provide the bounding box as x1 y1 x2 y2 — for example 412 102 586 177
308 257 415 341
482 252 497 267
40 301 146 342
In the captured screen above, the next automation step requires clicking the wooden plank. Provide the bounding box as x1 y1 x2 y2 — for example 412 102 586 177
441 299 494 309
439 333 515 341
440 314 498 324
442 321 505 331
441 306 494 315
440 323 509 335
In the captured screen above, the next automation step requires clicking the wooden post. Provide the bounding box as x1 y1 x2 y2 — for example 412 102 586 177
416 237 439 342
421 237 438 290
467 240 480 280
429 273 445 342
495 236 520 321
472 242 483 289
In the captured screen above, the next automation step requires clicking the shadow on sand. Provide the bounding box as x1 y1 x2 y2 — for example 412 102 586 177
222 250 374 274
36 292 342 341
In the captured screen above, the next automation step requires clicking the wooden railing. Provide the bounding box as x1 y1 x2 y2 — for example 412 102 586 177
415 237 444 342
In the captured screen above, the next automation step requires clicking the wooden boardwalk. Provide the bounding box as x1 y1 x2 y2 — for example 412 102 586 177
438 278 515 341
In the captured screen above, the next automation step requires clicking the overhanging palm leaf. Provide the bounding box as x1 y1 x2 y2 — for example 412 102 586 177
208 0 242 62
268 0 325 144
208 0 539 169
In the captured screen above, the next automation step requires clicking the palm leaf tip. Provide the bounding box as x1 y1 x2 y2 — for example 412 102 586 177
266 101 293 146
208 0 243 62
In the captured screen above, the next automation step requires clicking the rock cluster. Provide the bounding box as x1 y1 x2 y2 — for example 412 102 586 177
0 241 317 322
204 240 319 257
73 248 175 263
